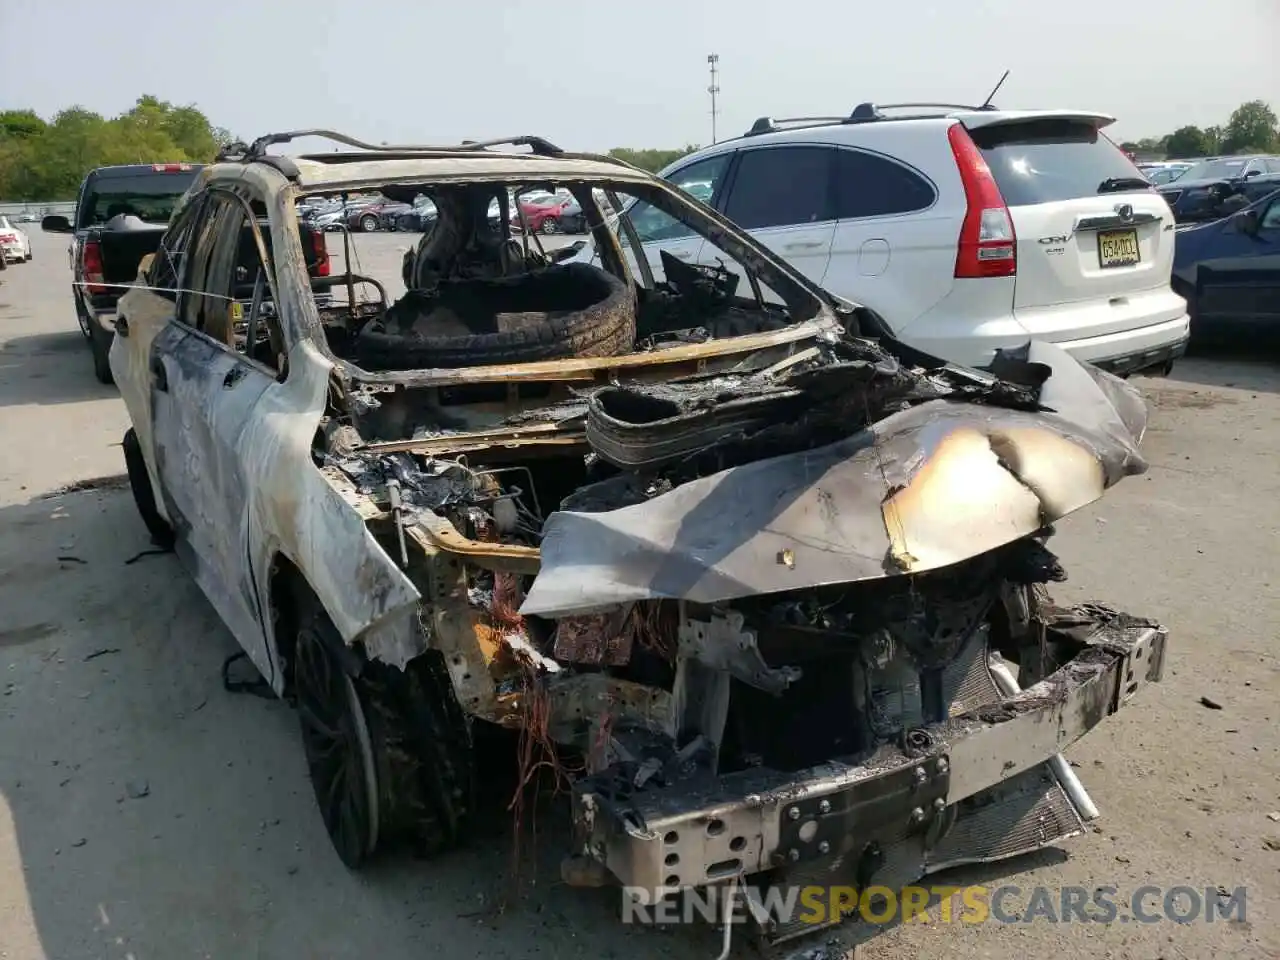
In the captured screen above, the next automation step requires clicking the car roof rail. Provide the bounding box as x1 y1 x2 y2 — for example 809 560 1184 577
847 101 999 123
744 102 1002 137
223 129 566 161
745 116 847 136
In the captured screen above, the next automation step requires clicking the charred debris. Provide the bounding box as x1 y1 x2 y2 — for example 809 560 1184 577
315 266 1066 738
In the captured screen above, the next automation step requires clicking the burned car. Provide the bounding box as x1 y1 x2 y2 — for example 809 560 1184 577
111 130 1166 946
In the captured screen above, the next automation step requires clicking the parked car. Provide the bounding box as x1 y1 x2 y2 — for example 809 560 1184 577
41 163 204 382
15 213 39 223
573 102 1189 374
394 197 438 232
557 198 587 233
1137 161 1193 185
108 130 1165 951
512 194 570 233
1171 188 1280 341
0 216 33 263
345 199 412 232
1157 155 1280 223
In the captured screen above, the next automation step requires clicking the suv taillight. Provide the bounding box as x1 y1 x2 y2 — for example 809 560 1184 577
947 123 1016 278
82 239 107 294
310 229 330 277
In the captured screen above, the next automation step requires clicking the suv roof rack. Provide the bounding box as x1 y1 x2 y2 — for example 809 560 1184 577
744 101 1000 136
745 116 847 136
216 129 568 165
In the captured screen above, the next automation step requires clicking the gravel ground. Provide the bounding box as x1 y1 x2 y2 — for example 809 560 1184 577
0 229 1277 960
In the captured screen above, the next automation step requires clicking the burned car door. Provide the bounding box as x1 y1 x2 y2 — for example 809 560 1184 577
149 190 278 669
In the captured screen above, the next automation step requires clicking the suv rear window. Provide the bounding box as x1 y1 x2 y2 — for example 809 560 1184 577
79 170 200 227
967 120 1145 206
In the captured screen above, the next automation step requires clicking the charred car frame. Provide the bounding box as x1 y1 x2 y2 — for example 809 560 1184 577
111 129 1166 947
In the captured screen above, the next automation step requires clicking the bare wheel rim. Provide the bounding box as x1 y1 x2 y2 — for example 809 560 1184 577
295 626 378 865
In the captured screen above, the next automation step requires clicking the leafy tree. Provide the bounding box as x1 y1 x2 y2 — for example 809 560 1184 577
0 110 46 139
1163 125 1214 158
0 96 226 201
1221 100 1278 154
607 145 700 173
1120 137 1164 156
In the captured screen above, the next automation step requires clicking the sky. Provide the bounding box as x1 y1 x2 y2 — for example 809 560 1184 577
3 0 1277 151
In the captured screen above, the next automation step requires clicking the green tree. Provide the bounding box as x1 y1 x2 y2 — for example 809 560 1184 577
1163 125 1214 158
0 96 227 201
1120 137 1165 157
0 110 47 139
607 145 700 173
1221 100 1278 154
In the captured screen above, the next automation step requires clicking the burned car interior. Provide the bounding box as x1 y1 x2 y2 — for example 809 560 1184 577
153 133 1168 947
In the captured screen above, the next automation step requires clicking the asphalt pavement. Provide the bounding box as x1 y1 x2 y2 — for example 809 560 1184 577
0 229 1277 960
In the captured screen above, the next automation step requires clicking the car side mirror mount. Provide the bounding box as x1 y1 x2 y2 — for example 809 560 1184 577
1232 209 1260 237
42 214 73 234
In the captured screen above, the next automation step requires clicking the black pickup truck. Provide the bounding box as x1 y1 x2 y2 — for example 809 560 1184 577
44 163 333 383
43 163 203 382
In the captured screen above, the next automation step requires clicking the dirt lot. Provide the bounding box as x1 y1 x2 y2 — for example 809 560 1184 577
1 229 1277 960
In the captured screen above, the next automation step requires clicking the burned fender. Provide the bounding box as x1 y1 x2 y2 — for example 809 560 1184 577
520 342 1147 618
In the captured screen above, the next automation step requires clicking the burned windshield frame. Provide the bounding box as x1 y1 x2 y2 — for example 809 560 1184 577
603 184 770 310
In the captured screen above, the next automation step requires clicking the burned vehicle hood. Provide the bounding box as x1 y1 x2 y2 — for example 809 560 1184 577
520 340 1147 617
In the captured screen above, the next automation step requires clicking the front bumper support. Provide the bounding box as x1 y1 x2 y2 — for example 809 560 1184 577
571 607 1166 896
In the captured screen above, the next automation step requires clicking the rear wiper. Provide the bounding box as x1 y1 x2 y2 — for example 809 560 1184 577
1097 177 1152 194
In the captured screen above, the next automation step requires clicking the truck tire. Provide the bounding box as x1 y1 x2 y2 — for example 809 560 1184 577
353 262 635 370
122 428 175 549
88 321 114 384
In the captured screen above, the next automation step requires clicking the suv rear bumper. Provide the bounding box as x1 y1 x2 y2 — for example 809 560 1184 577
1053 313 1190 373
1089 335 1187 376
573 606 1166 901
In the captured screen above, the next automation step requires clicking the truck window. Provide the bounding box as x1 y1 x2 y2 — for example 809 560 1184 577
78 169 201 228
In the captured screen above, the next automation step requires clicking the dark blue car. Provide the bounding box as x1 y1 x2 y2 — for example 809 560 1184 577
1172 188 1280 340
1157 155 1280 223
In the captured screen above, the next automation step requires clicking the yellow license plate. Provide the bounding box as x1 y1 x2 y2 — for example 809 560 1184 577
1098 229 1140 268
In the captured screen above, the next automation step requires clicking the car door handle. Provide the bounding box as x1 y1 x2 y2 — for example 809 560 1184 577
150 357 168 393
784 241 825 251
113 316 130 338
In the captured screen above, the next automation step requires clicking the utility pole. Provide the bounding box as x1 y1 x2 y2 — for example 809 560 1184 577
707 54 720 144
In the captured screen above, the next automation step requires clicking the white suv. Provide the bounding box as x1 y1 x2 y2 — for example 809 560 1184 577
581 104 1189 372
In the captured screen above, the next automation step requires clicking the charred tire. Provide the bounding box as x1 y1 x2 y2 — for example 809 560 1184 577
354 262 636 370
122 428 174 549
294 597 381 868
360 653 475 857
88 320 113 384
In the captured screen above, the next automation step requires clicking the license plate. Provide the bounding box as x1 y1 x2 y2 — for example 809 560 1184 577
1098 229 1140 268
